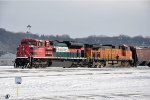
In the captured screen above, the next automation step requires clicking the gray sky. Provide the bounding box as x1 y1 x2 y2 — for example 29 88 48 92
0 0 150 38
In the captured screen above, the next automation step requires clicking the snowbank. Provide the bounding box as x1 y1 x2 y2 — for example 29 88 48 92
0 66 150 100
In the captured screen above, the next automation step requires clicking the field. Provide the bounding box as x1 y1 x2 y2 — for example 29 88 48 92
0 66 150 100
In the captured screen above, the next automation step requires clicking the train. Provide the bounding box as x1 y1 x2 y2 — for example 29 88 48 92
14 38 150 68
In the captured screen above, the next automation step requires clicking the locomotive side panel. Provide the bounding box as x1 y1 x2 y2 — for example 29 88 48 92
53 41 85 59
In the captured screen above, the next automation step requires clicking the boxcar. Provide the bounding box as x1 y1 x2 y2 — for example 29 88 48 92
136 47 150 67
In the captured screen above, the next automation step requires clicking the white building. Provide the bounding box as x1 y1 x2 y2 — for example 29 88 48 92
0 53 16 66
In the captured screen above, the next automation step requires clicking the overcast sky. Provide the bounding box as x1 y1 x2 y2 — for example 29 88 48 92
0 0 150 38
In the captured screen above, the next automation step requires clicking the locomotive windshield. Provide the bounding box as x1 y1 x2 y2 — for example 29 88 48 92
21 40 36 46
21 41 27 45
29 41 36 45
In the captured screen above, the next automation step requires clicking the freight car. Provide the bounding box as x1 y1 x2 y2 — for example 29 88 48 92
135 47 150 67
14 38 150 68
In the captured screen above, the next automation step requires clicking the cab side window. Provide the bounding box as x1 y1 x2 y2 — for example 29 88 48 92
39 42 44 47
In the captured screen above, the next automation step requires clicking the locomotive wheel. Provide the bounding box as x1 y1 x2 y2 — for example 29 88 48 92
34 64 39 68
41 65 47 68
70 63 75 68
14 62 17 68
92 62 101 68
48 61 52 67
98 64 102 68
88 63 93 68
125 62 130 67
121 61 125 67
97 62 102 68
22 65 26 69
94 63 101 68
101 62 106 68
147 62 150 67
28 66 32 69
121 61 130 67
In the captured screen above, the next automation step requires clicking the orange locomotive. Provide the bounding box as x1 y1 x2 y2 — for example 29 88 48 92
15 38 134 68
84 44 133 67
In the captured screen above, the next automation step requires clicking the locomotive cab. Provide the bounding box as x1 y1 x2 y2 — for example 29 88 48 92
15 39 38 68
17 39 37 57
15 39 53 68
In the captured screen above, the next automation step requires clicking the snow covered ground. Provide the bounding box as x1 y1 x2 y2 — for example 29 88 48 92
0 66 150 100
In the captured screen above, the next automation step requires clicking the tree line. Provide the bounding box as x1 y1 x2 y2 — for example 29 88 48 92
0 28 150 56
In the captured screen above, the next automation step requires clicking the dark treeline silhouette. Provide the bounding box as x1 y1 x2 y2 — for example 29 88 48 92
0 28 150 55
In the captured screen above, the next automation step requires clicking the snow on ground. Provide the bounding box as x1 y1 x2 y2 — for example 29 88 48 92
0 66 150 100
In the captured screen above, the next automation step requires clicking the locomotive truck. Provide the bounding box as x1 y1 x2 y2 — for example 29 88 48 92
14 38 150 68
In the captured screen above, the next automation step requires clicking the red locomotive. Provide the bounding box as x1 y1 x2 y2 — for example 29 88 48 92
15 38 85 68
14 38 150 68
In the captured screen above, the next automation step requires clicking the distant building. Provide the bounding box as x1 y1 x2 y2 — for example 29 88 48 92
0 53 16 66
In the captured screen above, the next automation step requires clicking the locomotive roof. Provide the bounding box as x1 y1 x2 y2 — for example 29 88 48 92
63 41 84 47
136 46 150 49
21 38 37 41
53 41 67 47
22 38 52 42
